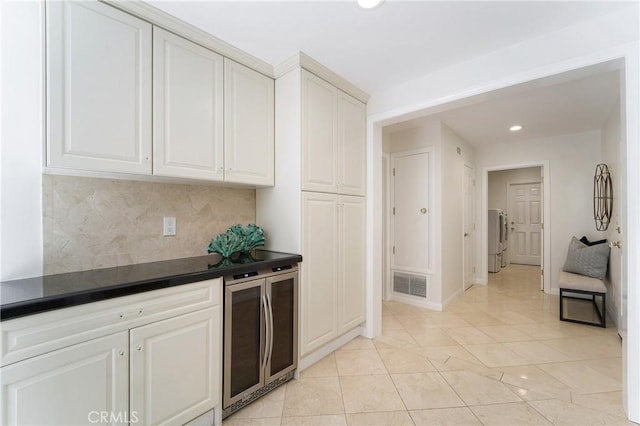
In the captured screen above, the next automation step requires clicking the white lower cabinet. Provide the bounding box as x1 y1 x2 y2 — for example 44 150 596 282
300 192 365 356
0 279 222 426
130 307 220 426
1 332 129 426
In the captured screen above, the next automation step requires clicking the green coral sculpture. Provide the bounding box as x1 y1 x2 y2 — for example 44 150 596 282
207 224 265 258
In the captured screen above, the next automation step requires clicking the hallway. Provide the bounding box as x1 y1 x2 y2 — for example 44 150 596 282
224 265 629 425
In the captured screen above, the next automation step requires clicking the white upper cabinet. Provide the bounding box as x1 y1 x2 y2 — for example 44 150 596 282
301 70 366 196
301 71 339 193
153 27 224 181
46 1 275 187
47 1 152 174
337 92 366 196
224 59 275 186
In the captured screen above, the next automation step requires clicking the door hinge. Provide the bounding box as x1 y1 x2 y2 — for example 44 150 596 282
541 269 544 276
473 223 475 230
473 266 476 273
392 168 395 176
392 246 395 255
541 222 544 230
393 207 395 215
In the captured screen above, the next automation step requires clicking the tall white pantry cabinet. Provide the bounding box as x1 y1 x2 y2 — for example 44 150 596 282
257 65 367 357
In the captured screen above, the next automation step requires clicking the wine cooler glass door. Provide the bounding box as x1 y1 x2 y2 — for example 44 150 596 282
265 271 298 384
224 279 266 408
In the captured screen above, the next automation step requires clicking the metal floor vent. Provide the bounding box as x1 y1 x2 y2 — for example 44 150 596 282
393 272 427 298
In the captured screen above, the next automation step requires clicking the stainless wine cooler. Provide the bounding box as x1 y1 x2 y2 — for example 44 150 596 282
222 265 298 418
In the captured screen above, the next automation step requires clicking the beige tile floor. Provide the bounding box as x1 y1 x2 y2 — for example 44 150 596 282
223 265 632 425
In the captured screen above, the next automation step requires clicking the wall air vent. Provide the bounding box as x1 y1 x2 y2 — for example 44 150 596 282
393 271 427 298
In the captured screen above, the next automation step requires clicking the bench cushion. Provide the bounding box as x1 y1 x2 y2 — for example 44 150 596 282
559 271 607 294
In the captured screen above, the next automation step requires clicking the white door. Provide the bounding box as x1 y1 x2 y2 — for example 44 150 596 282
153 27 224 181
1 331 129 426
47 1 152 175
337 91 366 196
338 195 366 333
301 70 338 193
463 165 475 290
224 58 275 186
301 192 338 355
508 182 542 265
130 308 219 426
392 152 429 273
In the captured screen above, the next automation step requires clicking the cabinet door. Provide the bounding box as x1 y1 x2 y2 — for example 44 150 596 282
338 195 367 334
225 59 275 186
1 331 129 426
301 192 338 355
47 1 152 174
338 92 366 196
301 71 338 193
153 27 224 181
130 307 220 426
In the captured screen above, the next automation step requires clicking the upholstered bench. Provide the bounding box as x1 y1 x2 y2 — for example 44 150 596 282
559 271 607 328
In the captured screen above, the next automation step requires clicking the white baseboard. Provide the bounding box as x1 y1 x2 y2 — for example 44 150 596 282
442 287 463 309
298 326 364 372
389 292 442 311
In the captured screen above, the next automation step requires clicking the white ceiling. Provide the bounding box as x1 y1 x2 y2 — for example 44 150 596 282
384 67 621 146
147 0 628 147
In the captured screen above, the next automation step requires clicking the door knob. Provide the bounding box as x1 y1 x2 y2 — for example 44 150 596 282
420 208 427 214
464 233 469 237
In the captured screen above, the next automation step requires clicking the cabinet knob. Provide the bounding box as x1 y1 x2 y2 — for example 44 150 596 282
420 208 427 214
118 350 126 357
136 345 143 352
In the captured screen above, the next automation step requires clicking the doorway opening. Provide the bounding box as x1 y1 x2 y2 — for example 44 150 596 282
482 163 550 293
487 166 544 290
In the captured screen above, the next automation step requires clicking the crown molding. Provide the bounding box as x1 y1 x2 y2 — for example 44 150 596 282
100 0 274 78
275 52 369 103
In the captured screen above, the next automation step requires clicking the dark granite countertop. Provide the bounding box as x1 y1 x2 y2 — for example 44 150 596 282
0 250 302 321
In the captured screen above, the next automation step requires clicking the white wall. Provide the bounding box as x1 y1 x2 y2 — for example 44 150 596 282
0 1 44 281
476 130 601 292
440 124 475 304
383 121 474 308
383 120 440 153
601 103 622 329
488 167 541 211
384 120 441 306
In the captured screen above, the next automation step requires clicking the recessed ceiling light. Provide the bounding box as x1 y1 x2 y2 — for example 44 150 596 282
509 125 523 132
357 0 385 10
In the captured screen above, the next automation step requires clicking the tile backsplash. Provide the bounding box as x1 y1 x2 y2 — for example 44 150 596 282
43 175 255 274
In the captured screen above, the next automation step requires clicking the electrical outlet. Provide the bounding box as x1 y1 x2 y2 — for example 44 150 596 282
163 217 176 236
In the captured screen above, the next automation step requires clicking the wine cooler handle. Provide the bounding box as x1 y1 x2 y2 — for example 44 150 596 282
266 291 274 370
261 294 270 372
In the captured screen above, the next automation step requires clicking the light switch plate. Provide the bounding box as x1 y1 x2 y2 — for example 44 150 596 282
163 217 176 236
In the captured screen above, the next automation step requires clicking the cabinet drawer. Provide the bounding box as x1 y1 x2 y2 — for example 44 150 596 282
1 279 221 367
